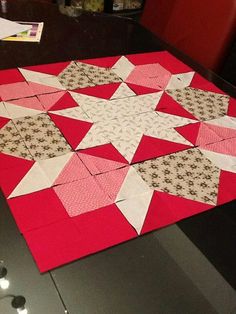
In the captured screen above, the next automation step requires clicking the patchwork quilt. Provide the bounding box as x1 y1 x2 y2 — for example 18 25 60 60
0 51 236 272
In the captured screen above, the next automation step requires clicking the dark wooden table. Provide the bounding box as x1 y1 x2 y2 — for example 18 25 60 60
0 1 236 313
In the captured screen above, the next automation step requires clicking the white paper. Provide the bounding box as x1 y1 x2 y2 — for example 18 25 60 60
0 18 31 40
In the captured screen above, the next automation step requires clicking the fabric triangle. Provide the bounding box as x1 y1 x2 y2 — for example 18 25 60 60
0 117 10 129
9 163 51 198
156 92 198 120
201 138 236 157
78 152 127 175
110 83 136 99
38 152 74 185
9 97 44 111
165 72 194 90
0 161 34 197
126 83 159 95
116 167 151 202
27 82 62 96
196 123 222 146
116 191 154 234
0 68 25 85
49 92 78 111
141 191 213 234
206 122 236 140
131 135 192 164
73 83 121 100
49 113 92 150
190 73 225 94
38 92 66 111
81 56 121 68
0 102 10 118
77 143 128 164
0 153 33 171
217 170 236 205
95 167 130 202
175 122 201 145
23 61 71 76
4 102 43 119
54 153 91 185
19 68 54 84
227 98 236 118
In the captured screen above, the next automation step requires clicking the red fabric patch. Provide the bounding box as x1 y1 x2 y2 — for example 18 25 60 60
23 61 71 76
127 83 159 95
175 123 201 145
49 92 78 111
0 117 10 129
49 113 92 150
73 83 120 99
126 51 192 74
80 56 121 68
190 73 225 94
141 191 214 234
24 204 137 272
227 97 236 117
132 135 192 163
7 188 68 233
156 92 198 120
217 170 236 205
0 69 25 85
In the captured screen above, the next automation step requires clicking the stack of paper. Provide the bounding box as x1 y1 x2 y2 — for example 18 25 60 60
0 17 31 39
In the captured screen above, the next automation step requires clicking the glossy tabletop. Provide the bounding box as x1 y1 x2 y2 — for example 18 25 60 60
0 1 236 314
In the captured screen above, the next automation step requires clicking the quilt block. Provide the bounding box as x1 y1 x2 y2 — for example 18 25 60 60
1 51 236 272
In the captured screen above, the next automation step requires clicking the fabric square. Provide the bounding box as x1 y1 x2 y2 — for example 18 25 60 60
53 176 113 217
167 87 230 121
133 148 221 205
126 63 171 90
7 188 69 233
13 114 72 160
0 82 35 101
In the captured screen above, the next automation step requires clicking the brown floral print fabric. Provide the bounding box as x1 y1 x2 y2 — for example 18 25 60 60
133 148 220 205
166 87 229 121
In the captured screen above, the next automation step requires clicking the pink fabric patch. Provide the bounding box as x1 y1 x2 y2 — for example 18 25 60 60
49 113 92 150
7 188 68 233
156 92 198 120
0 82 35 101
202 138 236 157
54 154 91 185
49 92 78 111
38 91 66 110
95 167 130 201
9 96 44 111
206 123 236 140
126 63 171 90
196 123 222 146
27 82 62 95
78 152 127 175
0 69 25 85
54 176 112 217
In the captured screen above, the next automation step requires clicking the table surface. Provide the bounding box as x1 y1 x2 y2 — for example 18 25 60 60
0 1 236 314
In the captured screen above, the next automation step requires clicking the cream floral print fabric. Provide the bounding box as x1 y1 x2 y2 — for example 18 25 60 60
13 114 72 160
167 87 229 121
0 120 32 159
58 61 121 90
133 148 221 205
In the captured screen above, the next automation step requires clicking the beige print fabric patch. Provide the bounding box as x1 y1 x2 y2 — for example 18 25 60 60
167 87 230 121
13 114 72 160
133 148 221 205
